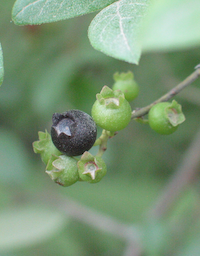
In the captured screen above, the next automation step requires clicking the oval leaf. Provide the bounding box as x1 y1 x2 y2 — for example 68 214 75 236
140 0 200 52
0 129 30 184
12 0 116 25
0 205 67 252
88 0 149 64
0 44 4 86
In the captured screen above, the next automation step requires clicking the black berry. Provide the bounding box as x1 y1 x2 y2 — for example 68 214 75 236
51 110 97 156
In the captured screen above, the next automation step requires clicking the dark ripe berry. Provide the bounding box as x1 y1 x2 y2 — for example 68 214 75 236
51 110 97 156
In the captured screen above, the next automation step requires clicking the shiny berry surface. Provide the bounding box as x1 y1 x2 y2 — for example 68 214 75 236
51 110 97 156
148 102 178 135
91 98 131 132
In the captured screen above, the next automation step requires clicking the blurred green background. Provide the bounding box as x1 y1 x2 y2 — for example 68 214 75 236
1 1 200 255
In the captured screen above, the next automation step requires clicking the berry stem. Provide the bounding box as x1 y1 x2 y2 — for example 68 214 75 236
94 130 115 157
131 65 200 119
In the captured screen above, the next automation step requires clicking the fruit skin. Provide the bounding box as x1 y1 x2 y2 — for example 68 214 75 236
91 86 132 132
46 155 79 187
148 101 185 135
112 71 139 102
113 80 139 102
51 110 97 156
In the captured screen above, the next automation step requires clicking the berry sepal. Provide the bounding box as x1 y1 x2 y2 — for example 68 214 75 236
46 155 79 187
96 85 125 109
148 100 185 135
33 130 61 165
78 152 107 183
166 100 185 126
113 71 134 81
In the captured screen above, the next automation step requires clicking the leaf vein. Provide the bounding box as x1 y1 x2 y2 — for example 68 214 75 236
38 0 49 16
116 2 131 52
99 15 117 43
56 0 65 12
15 0 42 17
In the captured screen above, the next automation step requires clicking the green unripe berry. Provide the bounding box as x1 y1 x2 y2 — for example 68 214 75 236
78 152 107 183
46 155 79 186
91 86 132 132
148 100 185 135
112 71 139 102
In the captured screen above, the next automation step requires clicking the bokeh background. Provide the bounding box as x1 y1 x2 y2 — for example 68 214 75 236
1 1 200 255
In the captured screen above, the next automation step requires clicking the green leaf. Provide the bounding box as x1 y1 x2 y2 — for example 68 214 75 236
12 0 116 25
0 205 67 252
88 0 149 64
0 43 4 86
140 0 200 52
0 129 30 184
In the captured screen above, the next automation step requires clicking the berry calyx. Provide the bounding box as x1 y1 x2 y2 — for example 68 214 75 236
91 86 132 132
112 71 139 102
78 152 107 183
148 100 185 135
46 155 79 186
51 110 97 156
33 130 61 165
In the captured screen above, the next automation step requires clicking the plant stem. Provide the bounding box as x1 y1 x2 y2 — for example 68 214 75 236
131 65 200 119
95 130 115 157
43 192 141 242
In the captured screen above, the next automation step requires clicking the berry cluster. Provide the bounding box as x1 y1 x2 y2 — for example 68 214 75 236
33 71 185 187
33 111 106 186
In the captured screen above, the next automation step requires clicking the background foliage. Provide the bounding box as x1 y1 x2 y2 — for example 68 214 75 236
1 0 200 255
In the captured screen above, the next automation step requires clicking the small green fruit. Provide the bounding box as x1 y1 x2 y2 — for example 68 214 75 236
91 86 132 132
112 71 139 102
46 155 79 186
78 152 107 183
148 100 185 135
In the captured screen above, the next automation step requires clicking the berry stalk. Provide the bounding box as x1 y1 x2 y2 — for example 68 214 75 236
131 65 200 119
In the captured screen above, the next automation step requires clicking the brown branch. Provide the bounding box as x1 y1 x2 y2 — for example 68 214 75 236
37 190 141 244
57 195 140 241
148 126 200 219
132 65 200 119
